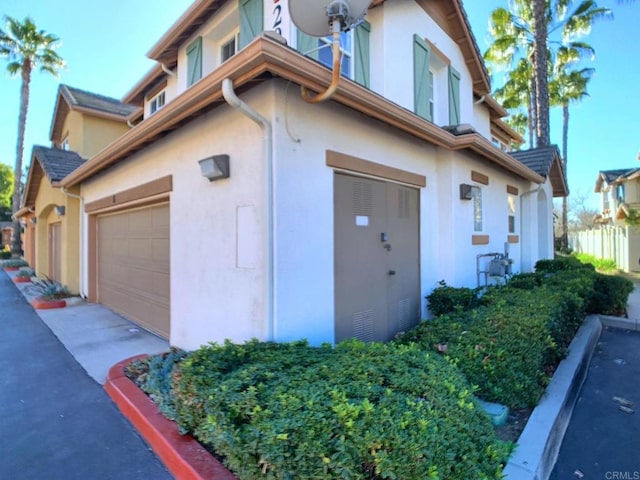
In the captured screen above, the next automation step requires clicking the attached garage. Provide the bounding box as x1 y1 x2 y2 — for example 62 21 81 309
96 203 170 338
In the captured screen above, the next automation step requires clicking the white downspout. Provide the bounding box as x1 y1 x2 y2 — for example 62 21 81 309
221 78 275 341
61 187 86 298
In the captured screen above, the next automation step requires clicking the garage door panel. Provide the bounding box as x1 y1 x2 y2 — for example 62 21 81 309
97 204 170 338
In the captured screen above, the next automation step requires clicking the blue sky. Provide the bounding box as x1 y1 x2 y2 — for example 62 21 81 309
0 0 638 209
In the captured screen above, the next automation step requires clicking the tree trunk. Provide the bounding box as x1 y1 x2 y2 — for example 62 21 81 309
533 0 550 147
561 104 569 251
11 60 31 256
528 72 537 148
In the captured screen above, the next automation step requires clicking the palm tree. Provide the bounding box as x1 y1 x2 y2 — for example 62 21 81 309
532 0 550 146
0 16 64 255
485 0 611 146
550 47 594 249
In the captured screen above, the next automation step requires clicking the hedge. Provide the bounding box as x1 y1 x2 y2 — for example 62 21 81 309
132 257 634 479
133 340 511 480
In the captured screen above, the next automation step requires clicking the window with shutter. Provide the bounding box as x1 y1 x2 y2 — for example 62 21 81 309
354 20 370 88
413 35 432 121
186 37 202 87
297 29 318 60
239 0 263 49
448 65 461 125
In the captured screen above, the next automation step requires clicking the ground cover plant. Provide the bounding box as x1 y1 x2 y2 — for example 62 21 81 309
130 257 634 479
130 341 511 480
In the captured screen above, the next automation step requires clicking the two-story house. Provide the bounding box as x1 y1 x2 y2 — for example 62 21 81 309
594 168 640 225
48 0 566 350
15 84 138 292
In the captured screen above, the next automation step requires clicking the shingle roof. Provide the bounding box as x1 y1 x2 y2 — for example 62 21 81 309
33 146 86 183
510 145 568 197
510 145 560 178
60 84 138 118
600 168 639 184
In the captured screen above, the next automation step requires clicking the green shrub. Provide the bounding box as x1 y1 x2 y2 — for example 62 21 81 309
506 272 543 290
587 273 634 315
535 256 593 273
426 280 480 316
0 251 11 260
158 340 510 480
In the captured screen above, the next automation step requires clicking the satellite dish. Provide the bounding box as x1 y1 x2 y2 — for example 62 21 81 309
290 0 371 37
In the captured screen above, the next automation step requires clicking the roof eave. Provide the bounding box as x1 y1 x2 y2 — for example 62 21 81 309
61 35 543 188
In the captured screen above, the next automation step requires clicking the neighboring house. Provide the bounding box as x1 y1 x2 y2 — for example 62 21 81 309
16 85 138 291
0 222 12 247
568 167 640 273
594 168 640 225
48 0 567 350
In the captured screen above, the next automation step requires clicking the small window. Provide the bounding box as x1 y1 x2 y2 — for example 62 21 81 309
508 194 516 234
221 36 237 63
59 137 70 151
318 31 353 78
149 91 165 115
472 186 483 232
616 184 625 204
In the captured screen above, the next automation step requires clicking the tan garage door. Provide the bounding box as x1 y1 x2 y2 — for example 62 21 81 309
97 204 170 338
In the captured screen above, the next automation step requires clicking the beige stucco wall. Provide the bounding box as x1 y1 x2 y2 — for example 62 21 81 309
33 179 81 293
60 110 130 158
82 115 131 158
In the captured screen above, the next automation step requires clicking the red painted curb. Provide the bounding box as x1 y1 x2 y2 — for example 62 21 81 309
13 277 31 283
3 266 20 271
105 355 237 480
31 297 67 309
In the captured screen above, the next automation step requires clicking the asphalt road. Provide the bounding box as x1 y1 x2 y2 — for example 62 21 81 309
0 273 173 480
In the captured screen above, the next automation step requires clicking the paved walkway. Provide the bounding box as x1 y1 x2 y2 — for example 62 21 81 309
0 272 173 480
550 326 640 479
550 282 640 479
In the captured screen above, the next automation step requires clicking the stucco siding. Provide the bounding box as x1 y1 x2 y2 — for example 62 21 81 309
82 116 130 158
80 83 273 350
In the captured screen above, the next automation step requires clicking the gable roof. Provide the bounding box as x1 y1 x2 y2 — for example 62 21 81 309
510 145 568 197
50 84 139 142
21 146 86 209
595 168 640 192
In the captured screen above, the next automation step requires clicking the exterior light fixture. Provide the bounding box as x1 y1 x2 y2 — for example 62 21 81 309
30 217 37 225
460 184 474 200
199 154 230 182
54 205 66 216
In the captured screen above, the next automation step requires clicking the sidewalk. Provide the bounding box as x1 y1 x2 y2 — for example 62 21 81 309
550 326 640 478
0 271 173 480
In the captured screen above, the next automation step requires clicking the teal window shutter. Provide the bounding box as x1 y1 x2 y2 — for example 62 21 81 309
413 34 431 121
186 37 202 87
354 20 371 88
239 0 264 49
448 65 461 125
297 29 318 60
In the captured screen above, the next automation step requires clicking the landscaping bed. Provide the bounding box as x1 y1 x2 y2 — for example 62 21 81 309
127 257 633 480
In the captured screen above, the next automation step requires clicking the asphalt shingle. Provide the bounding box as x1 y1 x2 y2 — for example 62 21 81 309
60 84 138 118
33 146 86 183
